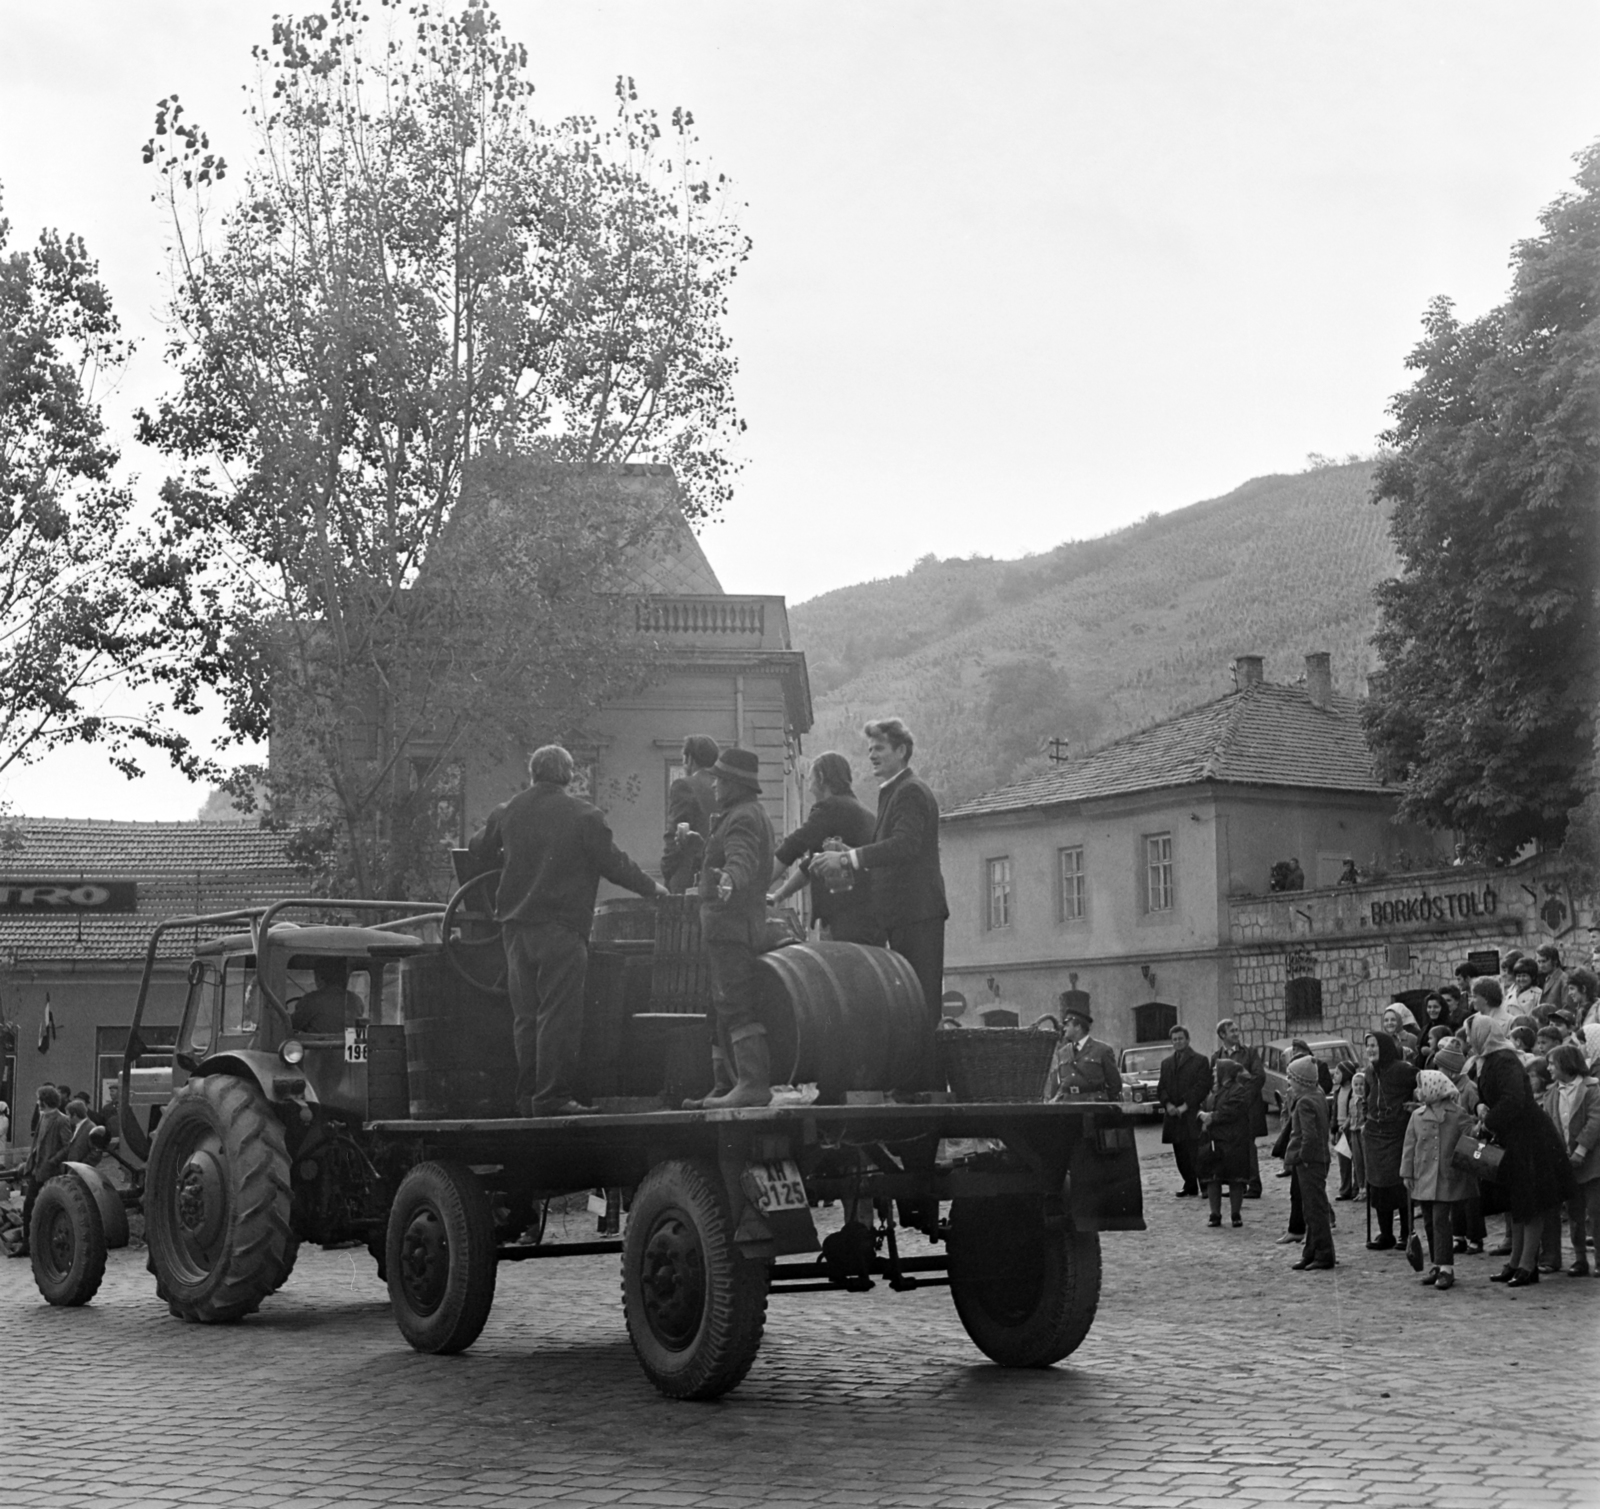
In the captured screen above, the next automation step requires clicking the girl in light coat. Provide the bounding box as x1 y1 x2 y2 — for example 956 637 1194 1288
1401 1069 1475 1289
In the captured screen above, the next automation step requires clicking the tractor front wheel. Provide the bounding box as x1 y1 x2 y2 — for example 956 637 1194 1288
144 1075 295 1323
31 1173 108 1306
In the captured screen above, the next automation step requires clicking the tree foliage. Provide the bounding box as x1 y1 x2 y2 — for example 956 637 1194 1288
0 189 197 781
1365 143 1600 861
138 0 747 896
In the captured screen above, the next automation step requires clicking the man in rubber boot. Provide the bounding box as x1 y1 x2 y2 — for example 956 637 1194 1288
468 744 668 1118
689 747 776 1111
811 717 948 1093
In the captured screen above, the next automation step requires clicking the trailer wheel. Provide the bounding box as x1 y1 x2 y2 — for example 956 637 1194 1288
144 1075 295 1323
31 1174 108 1306
386 1161 497 1354
622 1158 768 1401
948 1195 1101 1368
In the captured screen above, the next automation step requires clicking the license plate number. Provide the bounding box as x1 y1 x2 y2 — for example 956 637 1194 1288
344 1025 368 1063
745 1159 807 1213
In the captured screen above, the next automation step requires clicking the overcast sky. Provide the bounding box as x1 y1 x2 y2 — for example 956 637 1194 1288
1 1 1595 820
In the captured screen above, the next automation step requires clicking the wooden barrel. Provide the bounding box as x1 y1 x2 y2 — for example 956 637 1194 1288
591 896 660 944
753 942 929 1101
402 952 518 1119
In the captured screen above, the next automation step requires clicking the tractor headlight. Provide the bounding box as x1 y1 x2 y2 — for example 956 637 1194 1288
280 1039 305 1065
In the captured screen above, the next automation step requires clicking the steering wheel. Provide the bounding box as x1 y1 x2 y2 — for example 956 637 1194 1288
442 869 510 996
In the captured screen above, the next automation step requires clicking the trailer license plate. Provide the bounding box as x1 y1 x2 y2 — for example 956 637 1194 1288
745 1159 807 1213
344 1024 367 1063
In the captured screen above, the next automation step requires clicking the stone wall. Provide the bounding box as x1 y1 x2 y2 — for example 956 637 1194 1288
1227 855 1594 1043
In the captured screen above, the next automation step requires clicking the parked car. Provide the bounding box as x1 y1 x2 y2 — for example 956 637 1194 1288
1261 1036 1356 1118
1117 1043 1169 1120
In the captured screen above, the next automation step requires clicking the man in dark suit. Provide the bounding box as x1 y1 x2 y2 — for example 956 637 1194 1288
813 717 948 1090
689 747 777 1108
1157 1025 1215 1196
660 735 720 893
1045 1001 1123 1102
469 744 667 1117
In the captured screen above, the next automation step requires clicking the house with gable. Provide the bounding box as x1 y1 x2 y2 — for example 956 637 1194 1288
450 462 812 887
939 653 1448 1048
0 819 304 1132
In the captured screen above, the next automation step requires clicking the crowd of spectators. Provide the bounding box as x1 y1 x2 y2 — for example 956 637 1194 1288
1163 942 1600 1287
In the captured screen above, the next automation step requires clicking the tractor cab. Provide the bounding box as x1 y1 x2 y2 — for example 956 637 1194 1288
177 925 428 1120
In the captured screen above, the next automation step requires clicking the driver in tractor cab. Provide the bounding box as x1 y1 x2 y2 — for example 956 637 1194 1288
291 957 363 1036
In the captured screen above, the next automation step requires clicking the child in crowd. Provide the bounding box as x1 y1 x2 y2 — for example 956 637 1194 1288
1198 1057 1255 1228
1401 1069 1475 1290
1283 1055 1334 1270
1333 1061 1357 1199
1541 1044 1600 1276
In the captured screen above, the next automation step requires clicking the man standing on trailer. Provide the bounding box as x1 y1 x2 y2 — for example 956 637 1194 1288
689 747 777 1109
661 735 720 893
813 717 948 1091
468 744 669 1118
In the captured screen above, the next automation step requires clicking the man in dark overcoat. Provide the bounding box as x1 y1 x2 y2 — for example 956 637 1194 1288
1214 1018 1268 1197
469 744 667 1117
812 717 948 1090
1157 1025 1214 1197
660 735 720 893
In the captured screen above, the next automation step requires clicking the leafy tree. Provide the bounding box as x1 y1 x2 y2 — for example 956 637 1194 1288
982 657 1101 788
138 0 748 896
0 189 198 782
1365 143 1600 861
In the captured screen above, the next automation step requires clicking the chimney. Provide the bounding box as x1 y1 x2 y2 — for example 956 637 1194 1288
1305 651 1332 710
1233 655 1264 690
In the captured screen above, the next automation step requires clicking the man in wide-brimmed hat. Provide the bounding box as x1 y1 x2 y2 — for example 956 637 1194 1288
687 747 778 1108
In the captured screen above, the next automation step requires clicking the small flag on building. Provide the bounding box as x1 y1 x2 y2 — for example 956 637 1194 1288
37 992 56 1055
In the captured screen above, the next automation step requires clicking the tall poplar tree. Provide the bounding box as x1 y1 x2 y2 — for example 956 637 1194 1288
1365 144 1600 862
138 0 748 895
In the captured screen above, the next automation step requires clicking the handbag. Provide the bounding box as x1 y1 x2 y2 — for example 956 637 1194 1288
1451 1132 1505 1182
1333 1132 1352 1160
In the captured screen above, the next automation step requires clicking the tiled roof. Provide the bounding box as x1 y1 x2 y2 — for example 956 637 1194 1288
945 683 1390 821
0 819 304 962
0 818 297 872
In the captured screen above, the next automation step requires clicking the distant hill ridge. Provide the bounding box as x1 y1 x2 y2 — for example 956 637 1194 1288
788 461 1398 808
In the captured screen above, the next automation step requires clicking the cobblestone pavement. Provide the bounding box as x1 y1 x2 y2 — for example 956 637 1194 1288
4 1124 1596 1508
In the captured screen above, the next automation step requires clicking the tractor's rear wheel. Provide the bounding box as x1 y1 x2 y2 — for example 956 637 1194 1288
31 1173 108 1306
144 1075 295 1323
386 1161 497 1354
948 1195 1100 1367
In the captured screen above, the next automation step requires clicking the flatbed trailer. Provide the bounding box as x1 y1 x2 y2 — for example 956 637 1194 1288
366 1097 1143 1399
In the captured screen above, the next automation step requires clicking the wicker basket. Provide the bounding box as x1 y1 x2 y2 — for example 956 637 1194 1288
937 1026 1059 1103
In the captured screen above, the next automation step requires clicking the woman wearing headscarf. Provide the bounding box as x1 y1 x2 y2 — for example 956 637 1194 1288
1362 1029 1418 1250
1421 992 1451 1040
1382 1003 1422 1064
1401 1069 1475 1288
1467 1013 1577 1287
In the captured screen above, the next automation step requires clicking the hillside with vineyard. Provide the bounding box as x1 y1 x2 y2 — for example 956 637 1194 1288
790 461 1399 807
